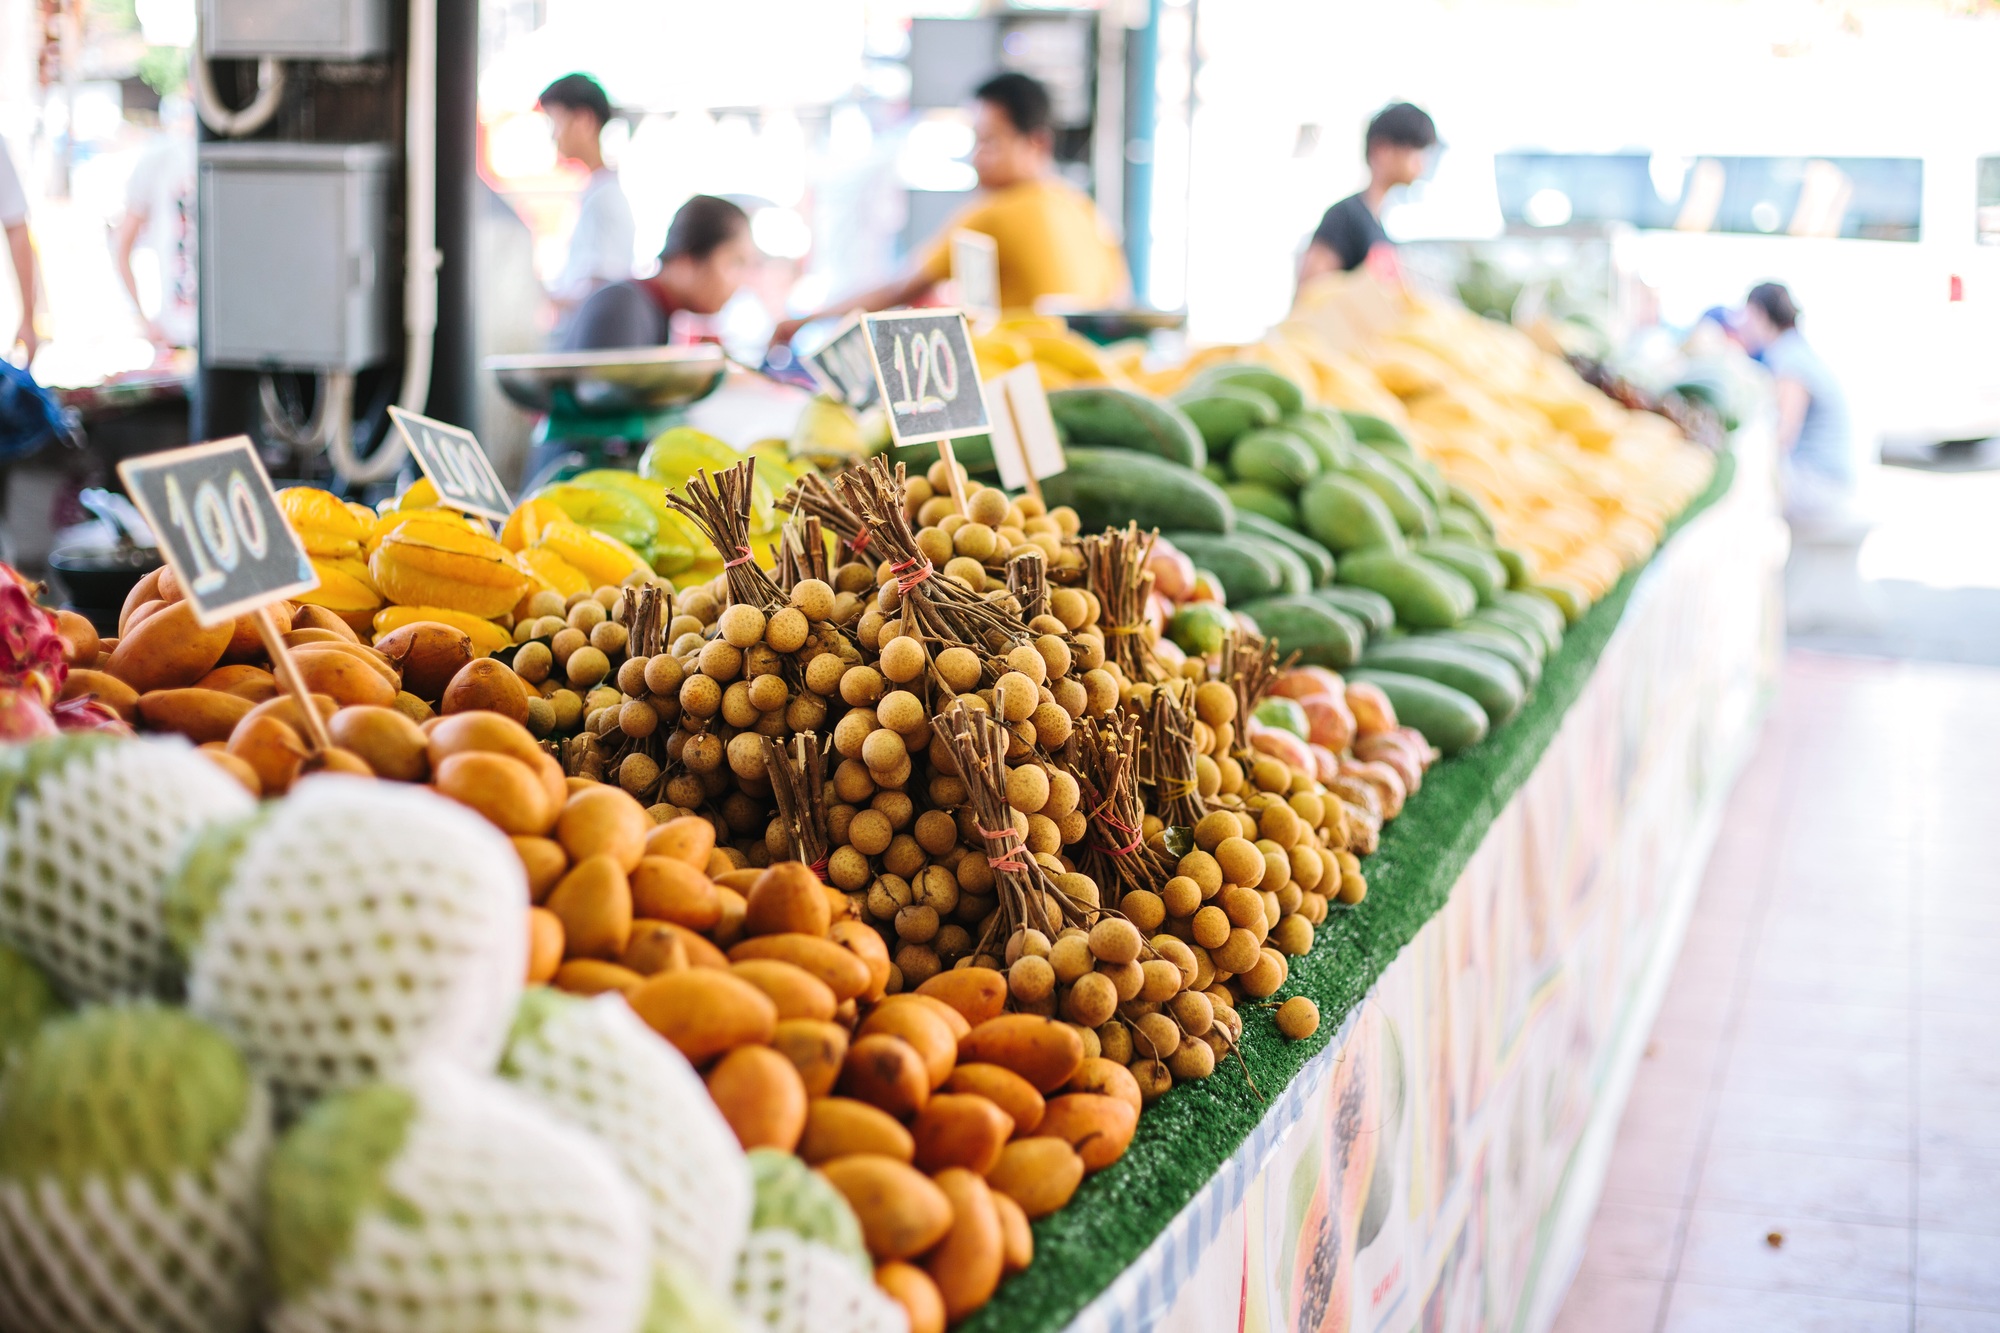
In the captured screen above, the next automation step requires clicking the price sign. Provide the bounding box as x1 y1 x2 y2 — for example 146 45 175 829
950 229 999 327
985 363 1068 496
799 314 880 411
862 309 990 448
117 437 318 628
389 406 512 521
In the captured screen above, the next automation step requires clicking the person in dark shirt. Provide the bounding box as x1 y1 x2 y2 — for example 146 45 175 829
1298 103 1438 291
561 194 756 351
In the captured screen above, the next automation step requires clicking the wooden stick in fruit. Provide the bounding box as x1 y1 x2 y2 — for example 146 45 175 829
252 606 333 753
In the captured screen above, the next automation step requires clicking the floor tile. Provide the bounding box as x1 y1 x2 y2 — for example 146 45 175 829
1575 1200 1683 1280
1711 1088 1912 1159
1917 1230 2000 1310
1675 1208 1912 1303
1921 1095 2000 1161
1721 1040 1910 1103
1659 1281 1910 1333
1695 1145 1910 1225
1919 1307 2000 1332
1550 1270 1667 1333
1631 1031 1728 1094
1918 1155 2000 1236
1601 1130 1703 1207
1619 1079 1713 1147
1735 999 1911 1054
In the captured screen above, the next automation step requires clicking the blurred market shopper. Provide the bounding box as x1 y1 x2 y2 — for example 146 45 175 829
540 72 636 316
113 97 198 351
0 138 38 365
1297 102 1438 288
771 71 1128 344
558 195 757 352
1738 281 1856 522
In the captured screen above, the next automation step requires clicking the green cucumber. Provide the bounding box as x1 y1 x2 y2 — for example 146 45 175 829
1438 506 1488 542
1239 533 1313 596
1222 481 1300 529
1241 595 1365 669
1528 580 1590 626
1348 669 1488 755
1047 386 1207 470
1360 442 1446 507
1340 450 1438 537
1341 411 1412 450
1300 473 1402 552
1444 485 1497 537
1201 462 1231 487
1229 428 1321 490
1165 532 1284 604
1172 384 1280 453
1494 590 1566 644
1493 546 1533 590
1360 639 1525 726
1336 549 1476 630
1281 412 1356 472
1415 538 1508 605
1236 511 1335 586
1194 363 1306 416
1039 447 1234 534
1468 606 1556 660
1422 626 1541 687
1313 585 1395 636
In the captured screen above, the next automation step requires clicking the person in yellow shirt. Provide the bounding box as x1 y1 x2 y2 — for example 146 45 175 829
772 72 1127 345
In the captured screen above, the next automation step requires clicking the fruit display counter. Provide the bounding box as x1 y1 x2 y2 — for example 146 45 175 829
0 272 1765 1333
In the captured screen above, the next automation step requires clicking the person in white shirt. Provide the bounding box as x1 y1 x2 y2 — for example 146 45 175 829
113 97 198 350
0 138 38 364
539 73 634 316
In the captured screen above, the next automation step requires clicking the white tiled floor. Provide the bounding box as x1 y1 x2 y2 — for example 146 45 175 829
1552 651 2000 1333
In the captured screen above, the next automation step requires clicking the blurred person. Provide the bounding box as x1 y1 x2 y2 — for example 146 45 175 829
558 194 755 351
771 71 1127 345
0 138 38 364
1738 281 1856 522
540 73 635 315
112 97 197 350
1297 102 1438 289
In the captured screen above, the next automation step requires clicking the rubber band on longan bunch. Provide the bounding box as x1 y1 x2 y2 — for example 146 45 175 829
1139 683 1212 831
1072 710 1177 898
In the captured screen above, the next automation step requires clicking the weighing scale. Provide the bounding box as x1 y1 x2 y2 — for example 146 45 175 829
1057 309 1188 345
486 345 729 487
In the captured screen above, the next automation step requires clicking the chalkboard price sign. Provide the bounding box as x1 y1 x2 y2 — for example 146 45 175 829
389 406 513 521
117 436 319 628
862 309 991 447
800 314 880 411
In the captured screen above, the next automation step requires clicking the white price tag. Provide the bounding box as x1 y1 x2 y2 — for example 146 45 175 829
986 363 1068 493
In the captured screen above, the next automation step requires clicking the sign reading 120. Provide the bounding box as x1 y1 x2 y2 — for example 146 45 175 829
862 309 990 447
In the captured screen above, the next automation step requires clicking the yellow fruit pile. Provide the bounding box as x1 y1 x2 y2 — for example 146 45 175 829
972 315 1128 390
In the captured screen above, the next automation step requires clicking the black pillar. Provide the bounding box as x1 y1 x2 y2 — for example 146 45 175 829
428 0 479 429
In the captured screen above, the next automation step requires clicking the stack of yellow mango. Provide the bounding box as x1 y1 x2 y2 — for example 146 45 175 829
971 314 1130 390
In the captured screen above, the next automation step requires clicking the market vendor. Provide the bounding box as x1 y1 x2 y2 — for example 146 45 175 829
558 195 756 352
1296 102 1438 291
770 71 1129 344
1737 281 1856 523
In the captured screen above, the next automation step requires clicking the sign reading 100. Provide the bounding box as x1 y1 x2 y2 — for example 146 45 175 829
117 437 318 626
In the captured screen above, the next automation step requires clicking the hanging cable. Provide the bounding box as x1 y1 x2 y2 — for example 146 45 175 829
188 39 285 139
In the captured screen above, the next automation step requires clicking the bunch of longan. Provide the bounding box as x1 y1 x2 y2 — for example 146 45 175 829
506 582 657 742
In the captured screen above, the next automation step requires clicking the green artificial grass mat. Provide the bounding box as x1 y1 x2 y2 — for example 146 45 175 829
966 451 1738 1333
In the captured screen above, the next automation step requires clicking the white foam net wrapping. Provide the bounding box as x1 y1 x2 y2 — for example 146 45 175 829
503 994 751 1290
269 1064 652 1333
733 1230 908 1333
0 1080 270 1333
0 738 252 1002
185 776 526 1112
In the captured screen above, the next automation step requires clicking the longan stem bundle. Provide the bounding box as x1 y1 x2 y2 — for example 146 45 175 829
762 731 829 871
618 584 670 658
1007 548 1049 623
781 471 871 563
774 514 829 592
1141 684 1209 830
1082 524 1161 684
931 697 1090 952
834 458 1030 664
1222 630 1281 754
664 460 788 610
1073 710 1175 897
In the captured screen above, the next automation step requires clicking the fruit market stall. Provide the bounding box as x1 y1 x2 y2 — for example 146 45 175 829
0 271 1775 1333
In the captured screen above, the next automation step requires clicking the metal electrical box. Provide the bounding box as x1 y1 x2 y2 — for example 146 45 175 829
199 142 394 372
201 0 388 59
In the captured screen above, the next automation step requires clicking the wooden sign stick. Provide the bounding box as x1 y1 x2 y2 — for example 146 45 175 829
1001 379 1045 508
252 605 333 753
936 437 970 516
